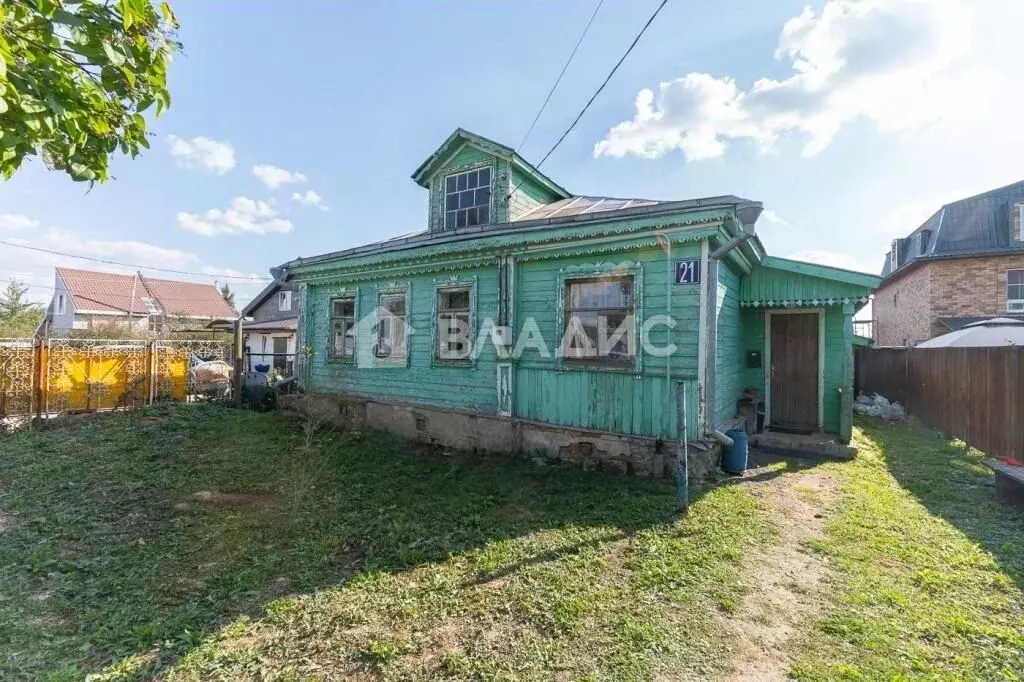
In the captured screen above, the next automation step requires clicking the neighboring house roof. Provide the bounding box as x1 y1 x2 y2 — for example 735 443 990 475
411 128 571 199
241 280 295 317
55 267 236 319
244 318 297 332
881 181 1024 282
141 276 237 318
917 317 1024 348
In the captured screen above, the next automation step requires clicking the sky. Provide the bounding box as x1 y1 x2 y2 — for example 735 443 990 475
2 0 1022 311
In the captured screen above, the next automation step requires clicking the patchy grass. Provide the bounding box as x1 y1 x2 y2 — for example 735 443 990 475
793 419 1024 681
0 404 772 681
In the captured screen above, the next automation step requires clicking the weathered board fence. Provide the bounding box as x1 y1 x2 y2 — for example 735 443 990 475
0 338 232 418
856 346 1024 460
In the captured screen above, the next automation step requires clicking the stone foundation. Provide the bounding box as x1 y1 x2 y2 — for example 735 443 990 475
282 392 719 480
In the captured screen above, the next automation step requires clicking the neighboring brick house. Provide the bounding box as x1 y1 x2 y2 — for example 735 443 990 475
875 182 1024 346
240 276 299 375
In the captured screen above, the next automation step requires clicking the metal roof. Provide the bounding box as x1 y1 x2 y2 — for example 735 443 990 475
280 194 759 271
882 181 1024 279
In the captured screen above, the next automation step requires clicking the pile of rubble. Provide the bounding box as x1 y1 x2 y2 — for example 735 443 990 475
854 393 906 420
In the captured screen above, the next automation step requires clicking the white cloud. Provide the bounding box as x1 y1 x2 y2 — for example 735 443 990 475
167 135 236 174
177 197 294 236
787 249 877 275
0 213 40 231
595 0 975 161
761 209 789 228
291 189 328 210
253 164 308 190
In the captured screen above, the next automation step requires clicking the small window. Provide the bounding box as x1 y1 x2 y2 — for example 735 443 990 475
278 290 292 312
330 296 356 358
444 167 491 229
1008 269 1024 312
436 287 472 361
56 294 66 315
148 315 163 333
562 276 635 365
375 292 407 359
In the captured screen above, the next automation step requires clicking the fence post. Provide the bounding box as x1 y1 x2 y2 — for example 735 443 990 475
233 317 243 407
33 338 44 420
147 339 157 405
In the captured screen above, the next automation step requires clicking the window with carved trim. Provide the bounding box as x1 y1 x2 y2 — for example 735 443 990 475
436 287 472 361
375 292 407 359
330 296 356 359
562 276 635 366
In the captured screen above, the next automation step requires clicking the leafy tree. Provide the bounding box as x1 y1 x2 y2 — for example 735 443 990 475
219 282 235 310
0 278 44 337
0 0 180 183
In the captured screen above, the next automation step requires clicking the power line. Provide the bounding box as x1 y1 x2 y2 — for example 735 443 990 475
509 0 670 199
0 239 272 282
516 0 606 154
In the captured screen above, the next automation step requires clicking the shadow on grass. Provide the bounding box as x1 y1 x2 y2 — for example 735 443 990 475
0 402 728 680
858 416 1024 591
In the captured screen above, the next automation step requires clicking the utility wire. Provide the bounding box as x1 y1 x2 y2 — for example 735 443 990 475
508 0 670 200
516 0 606 154
0 239 272 281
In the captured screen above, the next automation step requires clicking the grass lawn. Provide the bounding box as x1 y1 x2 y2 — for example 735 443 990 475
793 419 1024 681
1 405 1022 681
0 404 771 681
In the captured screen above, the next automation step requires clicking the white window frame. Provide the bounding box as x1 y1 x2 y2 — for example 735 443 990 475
56 294 66 315
1007 269 1024 312
328 294 358 361
443 165 492 230
434 285 474 363
560 274 638 369
278 290 292 312
373 285 410 366
1017 204 1024 241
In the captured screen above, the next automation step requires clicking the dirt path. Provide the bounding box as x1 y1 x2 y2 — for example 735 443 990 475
718 460 839 681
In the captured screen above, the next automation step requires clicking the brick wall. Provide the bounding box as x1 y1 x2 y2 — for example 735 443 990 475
930 253 1024 333
875 265 931 346
876 253 1024 345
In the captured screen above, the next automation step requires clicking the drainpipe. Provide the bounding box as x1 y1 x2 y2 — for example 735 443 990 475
703 202 762 446
655 233 687 508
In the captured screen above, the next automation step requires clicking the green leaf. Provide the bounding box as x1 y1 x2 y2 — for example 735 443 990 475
0 56 6 80
102 42 126 67
53 9 86 28
0 97 6 114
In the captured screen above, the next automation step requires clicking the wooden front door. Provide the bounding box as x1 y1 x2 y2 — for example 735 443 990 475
770 312 819 432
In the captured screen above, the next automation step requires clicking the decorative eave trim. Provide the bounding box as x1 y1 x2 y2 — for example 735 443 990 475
291 219 723 282
740 296 870 308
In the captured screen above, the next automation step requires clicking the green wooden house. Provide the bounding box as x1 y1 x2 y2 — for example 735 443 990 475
280 129 879 476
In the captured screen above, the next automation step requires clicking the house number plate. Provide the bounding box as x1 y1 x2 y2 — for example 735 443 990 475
675 259 701 284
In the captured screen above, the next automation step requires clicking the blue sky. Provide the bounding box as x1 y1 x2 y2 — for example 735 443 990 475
2 0 1021 308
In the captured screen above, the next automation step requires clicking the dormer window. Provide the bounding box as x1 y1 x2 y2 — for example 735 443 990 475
445 167 491 229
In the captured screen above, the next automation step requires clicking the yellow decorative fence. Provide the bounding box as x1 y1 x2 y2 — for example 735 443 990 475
0 338 232 418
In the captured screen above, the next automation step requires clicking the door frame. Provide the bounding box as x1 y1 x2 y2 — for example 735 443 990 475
764 308 825 431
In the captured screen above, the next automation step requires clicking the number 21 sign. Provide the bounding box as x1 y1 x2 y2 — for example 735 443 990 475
675 259 701 284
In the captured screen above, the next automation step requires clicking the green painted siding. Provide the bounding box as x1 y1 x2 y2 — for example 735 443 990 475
513 245 702 438
741 266 868 305
508 167 560 221
740 308 765 396
306 265 500 413
715 263 744 425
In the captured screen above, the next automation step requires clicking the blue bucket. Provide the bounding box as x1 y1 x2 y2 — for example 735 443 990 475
723 429 749 474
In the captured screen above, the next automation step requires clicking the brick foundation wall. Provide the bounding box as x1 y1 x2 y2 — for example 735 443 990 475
875 266 932 346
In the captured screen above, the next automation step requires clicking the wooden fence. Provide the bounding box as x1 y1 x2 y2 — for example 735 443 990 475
0 338 233 418
856 346 1024 460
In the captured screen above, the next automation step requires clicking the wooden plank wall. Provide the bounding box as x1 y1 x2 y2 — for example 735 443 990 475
856 347 1024 460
